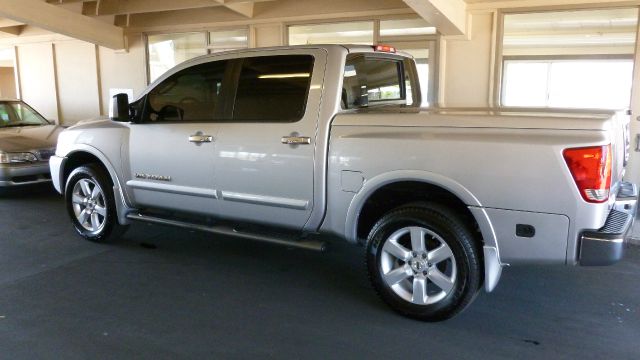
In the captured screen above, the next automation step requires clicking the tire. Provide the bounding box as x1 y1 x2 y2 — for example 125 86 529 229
366 203 481 321
64 164 128 243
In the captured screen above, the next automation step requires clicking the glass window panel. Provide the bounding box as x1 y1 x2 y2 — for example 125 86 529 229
504 8 638 56
380 19 436 37
502 61 550 107
146 60 227 122
501 8 637 109
148 32 207 82
342 56 407 109
233 55 314 122
209 28 248 53
547 60 633 109
402 48 429 107
289 21 373 45
502 59 633 109
0 102 47 127
0 47 14 66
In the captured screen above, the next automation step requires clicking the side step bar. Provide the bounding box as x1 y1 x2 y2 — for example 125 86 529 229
126 213 327 252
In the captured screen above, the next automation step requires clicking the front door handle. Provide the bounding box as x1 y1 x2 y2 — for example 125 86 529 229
189 134 213 143
281 136 311 145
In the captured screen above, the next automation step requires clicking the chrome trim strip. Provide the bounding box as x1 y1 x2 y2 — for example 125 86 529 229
220 191 309 210
126 180 218 199
581 236 624 244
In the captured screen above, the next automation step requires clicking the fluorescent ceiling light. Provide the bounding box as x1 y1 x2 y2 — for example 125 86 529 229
258 73 310 79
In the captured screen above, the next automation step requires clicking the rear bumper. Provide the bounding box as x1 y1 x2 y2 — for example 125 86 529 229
579 182 638 266
0 162 52 187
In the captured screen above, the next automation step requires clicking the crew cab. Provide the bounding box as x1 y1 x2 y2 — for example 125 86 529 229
50 45 637 321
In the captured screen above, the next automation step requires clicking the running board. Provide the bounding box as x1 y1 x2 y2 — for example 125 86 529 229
126 213 326 252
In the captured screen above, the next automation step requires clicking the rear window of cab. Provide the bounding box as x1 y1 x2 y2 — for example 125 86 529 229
341 54 416 110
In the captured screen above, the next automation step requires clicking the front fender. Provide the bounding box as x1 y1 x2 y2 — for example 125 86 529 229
60 144 133 225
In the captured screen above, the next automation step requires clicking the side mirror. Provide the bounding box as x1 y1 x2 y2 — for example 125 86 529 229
109 93 130 122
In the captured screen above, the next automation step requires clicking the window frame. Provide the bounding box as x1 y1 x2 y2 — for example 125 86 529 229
495 7 640 108
136 59 234 124
285 17 439 106
500 54 635 109
144 27 250 85
135 53 317 124
226 54 316 123
341 53 421 111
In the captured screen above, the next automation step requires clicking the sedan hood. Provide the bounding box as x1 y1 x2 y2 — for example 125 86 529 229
0 124 63 152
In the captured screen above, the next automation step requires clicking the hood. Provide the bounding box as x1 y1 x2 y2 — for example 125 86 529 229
66 117 128 132
0 124 63 152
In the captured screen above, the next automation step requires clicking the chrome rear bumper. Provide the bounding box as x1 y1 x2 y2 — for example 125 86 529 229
579 182 638 266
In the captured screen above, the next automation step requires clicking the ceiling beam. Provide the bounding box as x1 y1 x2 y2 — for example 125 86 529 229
404 0 467 36
467 0 640 11
96 0 120 16
0 25 23 36
215 0 255 18
76 0 272 16
0 0 124 49
0 18 24 27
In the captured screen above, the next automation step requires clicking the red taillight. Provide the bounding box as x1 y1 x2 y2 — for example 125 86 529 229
373 45 396 53
563 145 612 203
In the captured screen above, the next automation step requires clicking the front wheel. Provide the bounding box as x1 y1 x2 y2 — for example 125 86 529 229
366 203 481 321
65 164 128 243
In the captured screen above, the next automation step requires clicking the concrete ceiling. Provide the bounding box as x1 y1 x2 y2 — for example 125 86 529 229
0 0 636 50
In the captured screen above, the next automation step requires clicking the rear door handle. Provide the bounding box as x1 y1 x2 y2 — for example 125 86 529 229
189 134 213 143
281 136 311 145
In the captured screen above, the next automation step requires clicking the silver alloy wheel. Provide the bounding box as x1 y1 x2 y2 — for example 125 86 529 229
71 178 107 232
380 226 457 305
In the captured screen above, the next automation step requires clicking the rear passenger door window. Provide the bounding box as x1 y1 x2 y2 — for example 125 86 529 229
232 55 314 122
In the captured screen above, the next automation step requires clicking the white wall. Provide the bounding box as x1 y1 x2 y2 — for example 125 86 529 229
4 35 148 125
54 40 101 123
17 43 59 121
626 27 640 185
439 12 495 107
252 24 283 48
98 34 147 115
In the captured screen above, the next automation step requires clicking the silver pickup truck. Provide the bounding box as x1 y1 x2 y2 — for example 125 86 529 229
50 44 637 321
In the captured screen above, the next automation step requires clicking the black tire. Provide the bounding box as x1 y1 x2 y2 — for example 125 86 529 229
64 164 128 243
366 203 481 321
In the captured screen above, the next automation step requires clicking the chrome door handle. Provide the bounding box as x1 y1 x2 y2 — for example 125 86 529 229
189 134 213 143
281 136 311 145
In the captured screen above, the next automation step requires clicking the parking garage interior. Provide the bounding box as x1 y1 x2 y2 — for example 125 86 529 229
0 0 639 358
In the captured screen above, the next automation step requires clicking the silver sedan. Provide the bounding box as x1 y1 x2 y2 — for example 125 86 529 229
0 100 63 187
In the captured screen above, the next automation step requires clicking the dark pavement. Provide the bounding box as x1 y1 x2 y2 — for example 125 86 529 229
0 185 638 359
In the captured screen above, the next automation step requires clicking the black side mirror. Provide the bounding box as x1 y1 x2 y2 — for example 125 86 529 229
110 93 130 122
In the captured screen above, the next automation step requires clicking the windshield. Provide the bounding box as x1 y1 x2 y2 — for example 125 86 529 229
0 102 48 128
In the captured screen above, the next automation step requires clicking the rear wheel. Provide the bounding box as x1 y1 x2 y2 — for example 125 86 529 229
366 203 481 321
65 164 127 243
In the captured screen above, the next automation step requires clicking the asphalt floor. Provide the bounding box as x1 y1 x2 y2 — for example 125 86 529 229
0 184 638 359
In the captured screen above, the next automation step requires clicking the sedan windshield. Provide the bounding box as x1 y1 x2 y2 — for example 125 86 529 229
0 102 48 128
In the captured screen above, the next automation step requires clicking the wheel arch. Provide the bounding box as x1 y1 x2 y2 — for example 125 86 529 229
60 145 133 225
61 146 121 192
344 170 503 291
345 171 481 241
